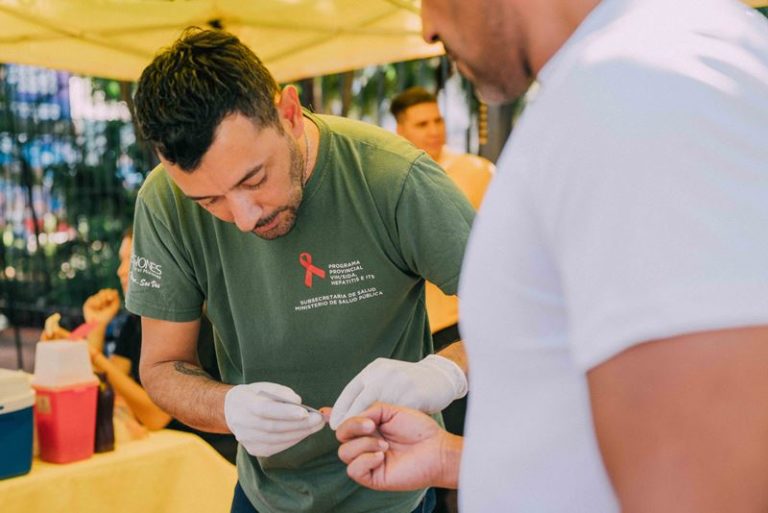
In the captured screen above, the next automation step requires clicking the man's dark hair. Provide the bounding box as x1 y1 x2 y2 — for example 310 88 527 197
390 87 438 122
134 28 281 171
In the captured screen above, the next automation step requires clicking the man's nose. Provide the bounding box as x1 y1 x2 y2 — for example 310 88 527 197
420 3 440 45
229 194 263 233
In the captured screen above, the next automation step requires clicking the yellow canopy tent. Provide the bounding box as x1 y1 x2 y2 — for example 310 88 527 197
0 0 764 82
0 0 442 82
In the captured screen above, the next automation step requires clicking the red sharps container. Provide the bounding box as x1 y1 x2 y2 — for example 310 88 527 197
32 341 98 464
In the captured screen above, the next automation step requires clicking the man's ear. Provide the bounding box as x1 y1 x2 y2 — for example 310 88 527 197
276 85 304 138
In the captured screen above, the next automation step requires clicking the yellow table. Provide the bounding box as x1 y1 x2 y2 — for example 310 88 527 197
0 430 237 513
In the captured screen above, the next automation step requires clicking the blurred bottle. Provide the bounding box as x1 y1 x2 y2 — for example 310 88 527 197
94 372 115 453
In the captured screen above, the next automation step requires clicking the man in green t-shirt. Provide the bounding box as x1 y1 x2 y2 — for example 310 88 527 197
127 28 472 513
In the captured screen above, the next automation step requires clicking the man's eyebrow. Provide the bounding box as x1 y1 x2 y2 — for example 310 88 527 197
185 164 264 201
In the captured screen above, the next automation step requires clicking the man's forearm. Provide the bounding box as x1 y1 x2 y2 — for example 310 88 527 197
140 360 232 433
436 341 468 376
437 432 464 489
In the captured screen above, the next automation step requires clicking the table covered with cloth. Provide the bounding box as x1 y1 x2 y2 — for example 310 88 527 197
0 430 237 513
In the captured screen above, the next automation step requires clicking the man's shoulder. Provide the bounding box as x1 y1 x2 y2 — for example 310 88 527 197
531 0 768 150
137 164 177 206
562 0 768 91
318 114 426 172
134 164 208 235
312 114 447 207
440 148 494 176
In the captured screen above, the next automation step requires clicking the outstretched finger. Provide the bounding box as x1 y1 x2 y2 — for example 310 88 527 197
345 451 386 489
338 435 388 464
336 416 377 443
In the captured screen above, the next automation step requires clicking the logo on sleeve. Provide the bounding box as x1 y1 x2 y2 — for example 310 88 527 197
130 254 163 289
299 252 326 288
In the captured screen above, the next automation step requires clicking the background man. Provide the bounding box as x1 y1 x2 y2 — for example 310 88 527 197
390 86 493 349
336 0 768 512
128 28 472 513
390 86 494 513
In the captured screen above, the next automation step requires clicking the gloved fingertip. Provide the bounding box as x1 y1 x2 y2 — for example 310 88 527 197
328 410 343 430
329 414 346 431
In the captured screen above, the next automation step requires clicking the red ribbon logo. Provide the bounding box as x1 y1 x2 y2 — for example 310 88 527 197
299 252 326 288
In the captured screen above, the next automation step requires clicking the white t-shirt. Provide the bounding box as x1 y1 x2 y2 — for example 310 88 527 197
459 0 768 511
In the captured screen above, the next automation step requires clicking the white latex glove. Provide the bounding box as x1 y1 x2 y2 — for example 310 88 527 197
224 382 325 457
329 354 468 430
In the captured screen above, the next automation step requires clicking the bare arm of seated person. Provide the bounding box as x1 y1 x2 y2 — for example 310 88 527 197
89 347 172 431
588 326 768 513
42 288 120 351
109 353 132 375
82 289 121 353
40 310 171 431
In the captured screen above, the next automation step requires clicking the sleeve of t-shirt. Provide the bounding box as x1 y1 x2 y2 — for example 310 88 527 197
543 59 768 371
125 194 204 322
394 154 475 295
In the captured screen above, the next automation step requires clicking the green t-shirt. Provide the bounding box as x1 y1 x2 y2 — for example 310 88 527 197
126 112 474 513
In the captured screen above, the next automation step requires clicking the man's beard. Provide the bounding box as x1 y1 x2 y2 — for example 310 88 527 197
252 137 305 240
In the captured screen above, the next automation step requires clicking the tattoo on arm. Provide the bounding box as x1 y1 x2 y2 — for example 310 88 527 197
173 361 212 379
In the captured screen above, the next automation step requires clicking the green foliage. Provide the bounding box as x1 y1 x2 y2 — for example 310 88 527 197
0 66 146 324
294 57 452 123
